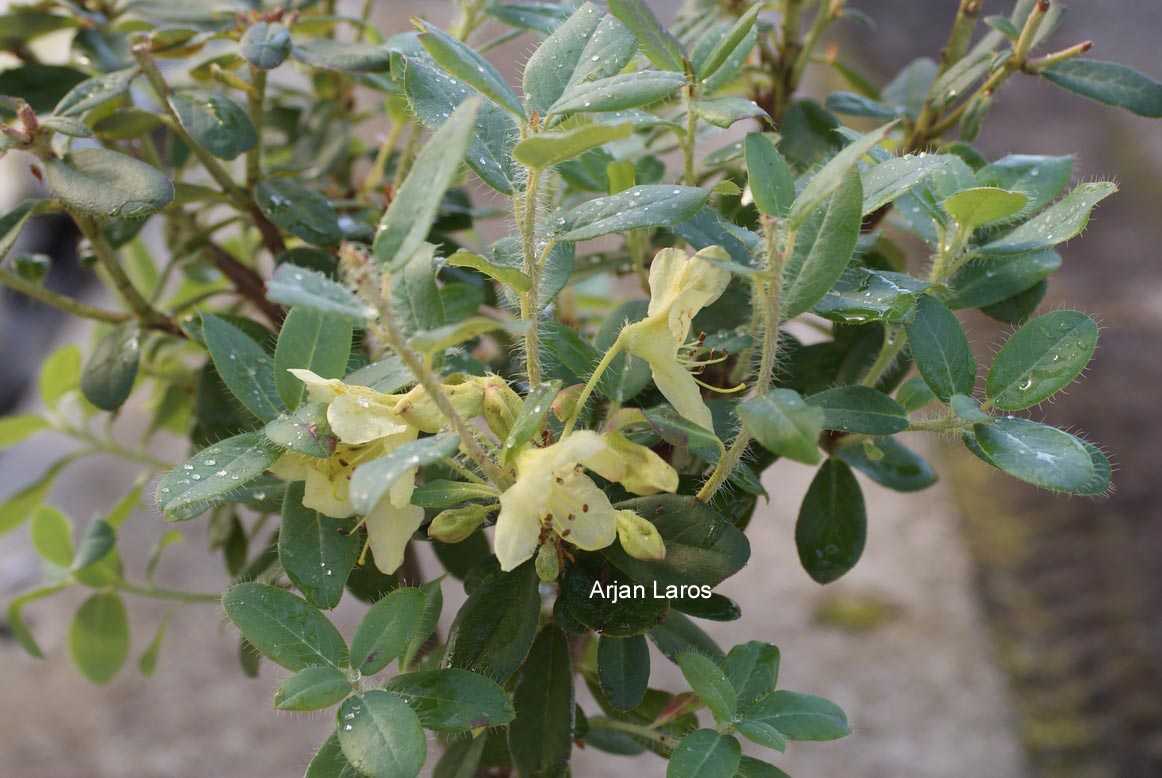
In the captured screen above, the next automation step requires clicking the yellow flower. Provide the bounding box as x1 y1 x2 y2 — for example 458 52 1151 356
494 430 675 571
268 369 464 574
620 246 732 432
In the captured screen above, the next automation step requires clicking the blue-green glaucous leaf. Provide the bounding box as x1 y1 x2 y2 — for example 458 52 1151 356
608 0 686 73
972 418 1095 494
416 20 525 118
1041 59 1162 117
905 295 976 403
45 148 173 219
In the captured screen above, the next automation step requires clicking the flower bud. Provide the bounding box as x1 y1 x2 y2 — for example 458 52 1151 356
393 378 483 432
535 542 560 582
615 510 666 561
13 252 51 286
427 504 489 544
77 237 98 268
480 376 522 440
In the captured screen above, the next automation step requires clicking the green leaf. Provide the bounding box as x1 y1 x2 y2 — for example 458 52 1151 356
0 414 49 450
445 248 531 293
69 592 129 684
44 148 173 219
0 456 73 537
348 433 460 515
54 68 135 117
943 187 1027 228
274 308 353 411
896 376 936 411
806 386 909 435
417 21 525 118
240 21 292 69
267 264 374 323
523 3 637 115
598 635 650 710
788 122 893 230
905 294 976 403
304 733 354 778
741 691 851 741
689 97 766 128
255 178 341 247
71 518 115 573
410 316 511 355
649 611 725 663
514 122 633 169
985 310 1097 410
736 756 792 778
386 668 516 731
350 587 426 675
432 735 486 778
337 691 427 778
861 153 952 214
666 730 741 778
265 401 336 458
136 608 175 677
168 89 257 160
977 154 1074 216
38 345 80 410
375 98 479 269
7 583 67 658
399 53 520 195
973 418 1095 493
444 561 540 683
745 133 794 218
642 405 721 452
401 578 443 670
608 0 686 72
697 4 760 81
946 249 1061 309
293 39 392 72
80 323 139 411
279 482 360 610
222 581 348 670
676 653 737 722
411 480 499 509
30 505 73 567
814 267 929 324
738 388 823 465
509 627 574 776
556 561 669 637
1076 438 1113 497
978 182 1116 256
796 459 866 584
782 169 863 318
503 380 561 464
547 70 687 116
836 438 937 493
275 665 354 711
606 495 750 588
554 185 707 242
1041 59 1162 117
202 313 281 422
156 432 281 516
723 641 781 711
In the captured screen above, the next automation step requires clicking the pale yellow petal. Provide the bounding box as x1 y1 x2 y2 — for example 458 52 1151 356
388 465 417 508
287 368 345 403
302 464 355 518
648 352 716 432
645 248 691 319
366 502 425 574
495 480 546 572
327 393 408 445
269 451 311 481
602 431 679 495
547 473 616 551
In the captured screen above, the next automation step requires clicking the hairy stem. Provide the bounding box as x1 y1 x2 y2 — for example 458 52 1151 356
698 221 784 502
562 334 623 437
73 215 178 333
516 166 544 385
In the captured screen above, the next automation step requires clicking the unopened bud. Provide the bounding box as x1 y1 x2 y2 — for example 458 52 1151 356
427 504 489 544
535 542 560 582
13 252 51 286
480 376 522 439
615 510 666 561
76 237 98 268
394 378 483 432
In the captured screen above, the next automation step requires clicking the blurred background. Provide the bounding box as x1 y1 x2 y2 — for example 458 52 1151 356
1 1 1160 776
